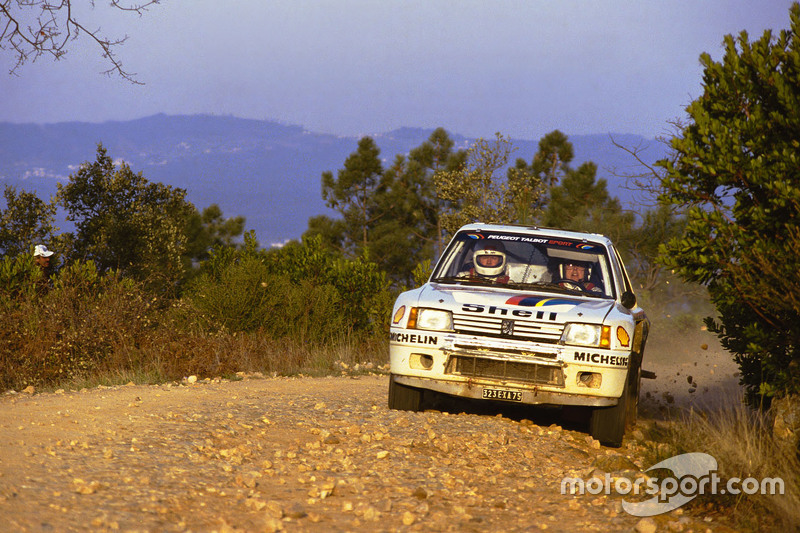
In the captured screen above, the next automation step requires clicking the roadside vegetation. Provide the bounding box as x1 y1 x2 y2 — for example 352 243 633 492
2 3 800 531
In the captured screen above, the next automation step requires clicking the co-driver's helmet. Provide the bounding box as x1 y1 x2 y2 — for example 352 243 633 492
473 242 507 278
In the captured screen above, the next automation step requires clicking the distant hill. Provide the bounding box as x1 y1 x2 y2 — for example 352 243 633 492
0 114 667 246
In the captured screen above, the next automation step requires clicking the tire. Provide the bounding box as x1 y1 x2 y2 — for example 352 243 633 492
388 374 423 411
625 358 642 429
590 378 629 447
589 355 643 447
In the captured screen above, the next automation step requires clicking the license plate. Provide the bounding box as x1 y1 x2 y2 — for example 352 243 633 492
482 388 522 402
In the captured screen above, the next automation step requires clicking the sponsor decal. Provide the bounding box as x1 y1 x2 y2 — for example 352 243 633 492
466 232 598 250
506 295 577 308
461 303 559 321
392 306 406 324
616 326 630 347
390 332 439 345
573 351 628 367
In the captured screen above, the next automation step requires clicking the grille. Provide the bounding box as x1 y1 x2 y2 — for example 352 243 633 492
446 354 564 386
452 312 564 343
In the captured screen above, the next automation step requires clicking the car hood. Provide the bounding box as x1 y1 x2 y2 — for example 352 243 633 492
421 282 616 322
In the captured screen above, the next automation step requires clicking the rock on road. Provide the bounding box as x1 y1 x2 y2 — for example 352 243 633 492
0 374 730 532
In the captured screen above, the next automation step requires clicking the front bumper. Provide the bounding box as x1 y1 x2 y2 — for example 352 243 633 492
389 331 629 407
393 375 618 407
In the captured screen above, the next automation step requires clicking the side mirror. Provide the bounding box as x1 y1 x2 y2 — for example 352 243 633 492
621 291 637 310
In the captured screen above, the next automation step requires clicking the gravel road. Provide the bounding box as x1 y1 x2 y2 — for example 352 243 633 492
0 374 735 532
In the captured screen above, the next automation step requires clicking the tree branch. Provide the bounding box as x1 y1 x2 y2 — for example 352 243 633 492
0 0 161 84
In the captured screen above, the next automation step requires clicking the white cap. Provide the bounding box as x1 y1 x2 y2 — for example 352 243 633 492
33 245 54 257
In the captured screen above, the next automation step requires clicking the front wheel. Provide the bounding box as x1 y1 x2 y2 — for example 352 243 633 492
590 360 641 447
625 358 642 428
590 379 629 447
388 374 423 411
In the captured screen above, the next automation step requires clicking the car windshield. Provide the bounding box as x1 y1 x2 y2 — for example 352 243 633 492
430 230 615 298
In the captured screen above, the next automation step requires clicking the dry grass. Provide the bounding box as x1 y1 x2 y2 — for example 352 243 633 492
0 278 390 393
642 390 800 531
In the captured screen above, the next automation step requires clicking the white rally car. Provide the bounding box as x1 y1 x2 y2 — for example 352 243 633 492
388 223 649 446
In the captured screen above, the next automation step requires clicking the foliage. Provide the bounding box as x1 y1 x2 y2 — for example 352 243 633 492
311 129 466 285
371 128 466 283
187 254 344 341
411 259 433 288
263 235 395 334
321 137 385 255
434 133 524 236
0 252 39 304
0 243 391 391
625 204 687 292
0 185 57 258
0 259 156 390
181 203 246 285
657 3 800 405
57 144 194 293
654 396 800 531
545 160 635 239
510 129 573 219
186 234 394 341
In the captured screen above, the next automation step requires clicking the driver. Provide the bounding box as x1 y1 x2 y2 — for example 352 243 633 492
559 260 602 292
460 241 510 283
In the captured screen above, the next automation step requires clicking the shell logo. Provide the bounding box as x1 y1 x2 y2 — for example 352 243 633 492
616 326 630 347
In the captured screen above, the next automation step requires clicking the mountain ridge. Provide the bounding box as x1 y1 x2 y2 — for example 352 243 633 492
0 114 667 246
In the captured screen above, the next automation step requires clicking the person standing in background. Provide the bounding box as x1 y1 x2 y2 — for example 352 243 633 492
33 244 54 293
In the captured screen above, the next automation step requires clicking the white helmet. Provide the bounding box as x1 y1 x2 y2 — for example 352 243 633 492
473 242 507 278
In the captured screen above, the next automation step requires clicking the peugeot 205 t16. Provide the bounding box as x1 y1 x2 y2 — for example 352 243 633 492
388 223 649 446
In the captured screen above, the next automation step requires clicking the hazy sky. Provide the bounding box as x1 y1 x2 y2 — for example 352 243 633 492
1 1 796 140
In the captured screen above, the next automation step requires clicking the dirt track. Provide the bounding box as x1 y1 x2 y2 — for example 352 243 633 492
0 374 736 532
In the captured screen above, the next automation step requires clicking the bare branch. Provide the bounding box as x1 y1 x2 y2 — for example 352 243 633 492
0 0 161 83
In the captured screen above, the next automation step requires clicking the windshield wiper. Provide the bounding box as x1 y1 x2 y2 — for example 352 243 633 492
431 276 476 284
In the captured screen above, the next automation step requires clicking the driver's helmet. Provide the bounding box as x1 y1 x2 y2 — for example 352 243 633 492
561 259 592 282
473 242 507 278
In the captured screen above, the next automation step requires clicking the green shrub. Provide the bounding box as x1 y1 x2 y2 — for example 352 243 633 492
185 254 349 343
189 234 395 339
0 253 39 304
188 255 284 333
264 235 395 335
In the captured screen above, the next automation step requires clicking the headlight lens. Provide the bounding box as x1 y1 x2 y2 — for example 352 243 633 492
562 323 611 347
411 308 453 331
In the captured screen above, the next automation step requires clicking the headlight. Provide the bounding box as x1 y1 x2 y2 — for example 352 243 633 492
409 308 453 331
561 323 611 348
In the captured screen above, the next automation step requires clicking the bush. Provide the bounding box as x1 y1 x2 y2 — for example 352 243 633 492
0 233 396 391
0 260 158 390
186 254 348 343
187 234 395 340
0 253 40 304
264 235 395 335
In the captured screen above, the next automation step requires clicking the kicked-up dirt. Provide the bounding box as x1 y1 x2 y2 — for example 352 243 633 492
0 373 738 532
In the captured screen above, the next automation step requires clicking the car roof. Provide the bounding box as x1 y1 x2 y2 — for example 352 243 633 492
455 223 615 247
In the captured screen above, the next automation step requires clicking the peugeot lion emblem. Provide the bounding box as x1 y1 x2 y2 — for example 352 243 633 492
501 319 515 336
